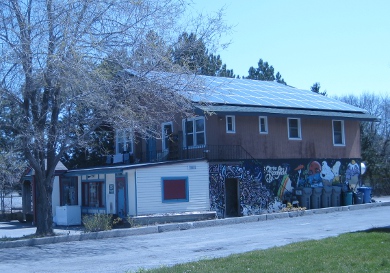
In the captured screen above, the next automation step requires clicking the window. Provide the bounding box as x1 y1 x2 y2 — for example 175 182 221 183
333 120 345 145
60 177 78 206
116 129 133 154
183 117 206 147
162 122 173 151
226 115 236 133
162 177 189 202
259 116 268 134
288 118 301 139
82 181 105 207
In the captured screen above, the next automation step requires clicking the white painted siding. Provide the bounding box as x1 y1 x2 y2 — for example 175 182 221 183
52 176 60 217
135 161 210 215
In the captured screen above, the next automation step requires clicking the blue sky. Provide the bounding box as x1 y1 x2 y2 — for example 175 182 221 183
190 0 390 97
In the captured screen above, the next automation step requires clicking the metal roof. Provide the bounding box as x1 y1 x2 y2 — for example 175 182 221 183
64 159 206 176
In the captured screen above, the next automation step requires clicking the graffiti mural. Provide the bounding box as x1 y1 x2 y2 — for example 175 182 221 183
209 158 361 218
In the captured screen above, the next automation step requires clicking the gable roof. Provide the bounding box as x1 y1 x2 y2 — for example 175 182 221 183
124 69 378 121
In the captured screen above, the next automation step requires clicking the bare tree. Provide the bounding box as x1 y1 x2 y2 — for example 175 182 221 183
0 0 229 235
337 92 390 193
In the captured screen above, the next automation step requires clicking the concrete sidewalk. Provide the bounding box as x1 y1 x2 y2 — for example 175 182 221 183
1 196 389 249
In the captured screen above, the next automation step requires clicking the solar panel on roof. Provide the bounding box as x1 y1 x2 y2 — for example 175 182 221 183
124 69 368 114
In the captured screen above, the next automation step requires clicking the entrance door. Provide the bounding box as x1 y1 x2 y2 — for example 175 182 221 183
146 137 156 162
225 178 240 217
116 177 127 218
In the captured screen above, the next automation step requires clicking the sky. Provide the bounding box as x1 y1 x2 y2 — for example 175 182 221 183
190 0 390 97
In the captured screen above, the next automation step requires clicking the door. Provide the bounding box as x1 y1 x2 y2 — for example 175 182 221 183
225 178 240 217
116 177 127 218
146 137 157 162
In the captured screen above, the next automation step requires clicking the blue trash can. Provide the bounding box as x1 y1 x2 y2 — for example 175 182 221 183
357 187 372 203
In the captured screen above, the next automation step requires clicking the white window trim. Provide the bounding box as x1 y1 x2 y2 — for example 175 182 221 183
182 117 206 148
332 120 345 146
116 129 134 154
287 118 302 140
259 116 268 134
226 115 236 133
161 122 173 151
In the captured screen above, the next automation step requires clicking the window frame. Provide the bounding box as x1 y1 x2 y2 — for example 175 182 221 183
162 122 173 151
82 181 105 208
226 115 236 133
332 120 345 146
182 117 206 148
116 129 133 154
161 177 189 203
259 116 268 134
60 176 78 206
287 118 302 140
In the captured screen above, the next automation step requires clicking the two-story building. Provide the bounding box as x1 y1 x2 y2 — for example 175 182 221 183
25 72 377 224
107 72 377 217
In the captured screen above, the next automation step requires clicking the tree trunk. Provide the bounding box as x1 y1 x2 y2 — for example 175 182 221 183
34 174 54 236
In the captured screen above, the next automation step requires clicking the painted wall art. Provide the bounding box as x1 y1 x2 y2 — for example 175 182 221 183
209 158 361 218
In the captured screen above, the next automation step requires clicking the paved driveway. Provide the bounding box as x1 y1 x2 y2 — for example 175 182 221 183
0 204 389 273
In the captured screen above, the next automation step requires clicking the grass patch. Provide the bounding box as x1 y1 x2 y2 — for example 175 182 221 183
137 228 390 273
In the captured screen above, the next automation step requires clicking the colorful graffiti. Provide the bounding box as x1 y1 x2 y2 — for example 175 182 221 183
209 158 361 218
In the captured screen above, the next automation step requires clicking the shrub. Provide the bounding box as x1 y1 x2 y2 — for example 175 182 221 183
82 213 113 232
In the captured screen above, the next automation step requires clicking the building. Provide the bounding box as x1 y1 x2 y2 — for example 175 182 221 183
110 72 377 217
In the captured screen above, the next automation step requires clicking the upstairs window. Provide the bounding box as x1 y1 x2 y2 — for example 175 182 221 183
288 118 301 139
183 117 206 147
116 129 133 154
259 116 268 134
333 120 345 146
162 122 173 151
226 115 236 133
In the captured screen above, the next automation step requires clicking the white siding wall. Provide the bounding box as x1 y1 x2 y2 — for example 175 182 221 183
52 176 60 217
135 161 210 215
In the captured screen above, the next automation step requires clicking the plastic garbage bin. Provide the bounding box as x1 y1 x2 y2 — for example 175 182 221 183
295 187 312 209
353 191 363 204
331 186 341 207
321 186 332 208
311 186 322 209
342 191 353 206
357 187 372 203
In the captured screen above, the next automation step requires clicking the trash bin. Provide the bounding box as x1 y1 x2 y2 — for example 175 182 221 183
311 186 322 209
295 187 312 209
353 191 363 204
357 187 372 203
331 186 341 207
322 186 332 208
342 191 353 206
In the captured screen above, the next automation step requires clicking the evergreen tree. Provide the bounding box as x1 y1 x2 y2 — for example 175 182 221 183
310 82 327 96
246 58 286 84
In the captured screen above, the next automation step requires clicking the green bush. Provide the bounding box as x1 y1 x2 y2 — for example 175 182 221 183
82 213 113 232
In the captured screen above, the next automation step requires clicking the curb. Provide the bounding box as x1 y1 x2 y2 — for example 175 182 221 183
1 201 389 249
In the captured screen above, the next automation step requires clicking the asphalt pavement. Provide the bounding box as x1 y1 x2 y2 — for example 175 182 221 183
0 197 389 272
